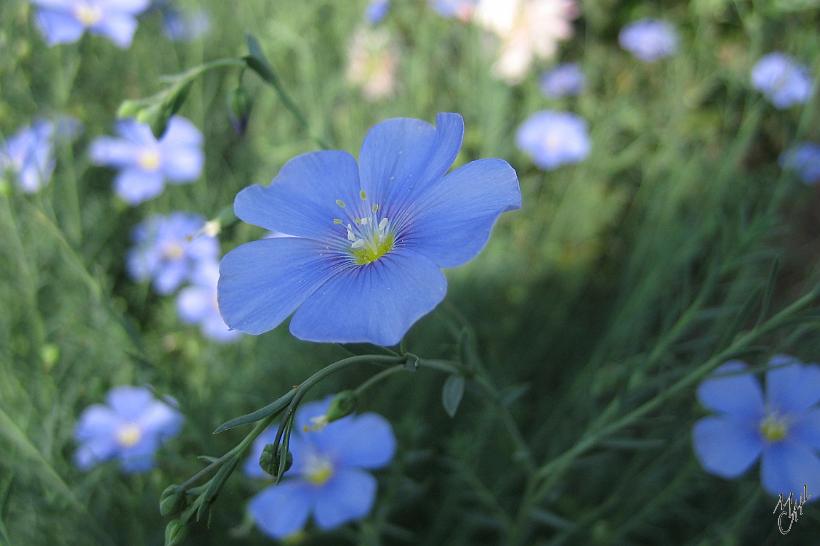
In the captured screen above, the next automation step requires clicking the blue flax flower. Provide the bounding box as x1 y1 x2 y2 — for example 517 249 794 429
1 118 79 193
244 398 396 539
692 357 820 499
31 0 150 48
540 63 585 98
366 0 390 24
618 19 678 62
127 212 218 295
430 0 476 19
751 53 813 109
516 110 590 170
74 386 183 473
161 5 210 42
177 261 241 343
218 113 521 346
91 116 203 205
781 142 820 185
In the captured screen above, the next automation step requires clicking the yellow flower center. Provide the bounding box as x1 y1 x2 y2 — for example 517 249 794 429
74 4 103 27
163 243 184 260
138 149 161 171
117 424 142 448
305 455 334 486
760 414 788 443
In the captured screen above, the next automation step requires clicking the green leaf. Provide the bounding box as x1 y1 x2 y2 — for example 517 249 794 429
442 375 465 418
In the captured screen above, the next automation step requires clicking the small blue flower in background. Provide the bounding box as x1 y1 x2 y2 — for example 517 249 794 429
619 19 678 62
177 261 241 343
366 0 390 24
90 116 203 205
161 5 210 41
516 110 590 170
751 53 812 109
1 117 80 193
127 212 218 295
781 142 820 185
31 0 150 48
429 0 476 19
74 386 183 473
218 113 521 346
692 356 820 500
244 398 396 539
540 63 585 98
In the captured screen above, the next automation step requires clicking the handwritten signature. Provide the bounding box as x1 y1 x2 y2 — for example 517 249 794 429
772 484 811 535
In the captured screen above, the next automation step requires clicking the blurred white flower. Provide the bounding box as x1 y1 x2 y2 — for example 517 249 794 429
346 26 399 101
474 0 578 83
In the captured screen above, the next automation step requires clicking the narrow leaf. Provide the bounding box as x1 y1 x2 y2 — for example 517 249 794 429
442 375 465 418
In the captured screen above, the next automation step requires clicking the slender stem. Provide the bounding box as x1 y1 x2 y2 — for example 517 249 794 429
354 365 408 396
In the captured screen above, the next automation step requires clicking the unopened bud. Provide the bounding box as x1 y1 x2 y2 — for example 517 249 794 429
259 444 292 476
159 485 185 517
164 519 188 546
227 86 253 135
325 390 358 423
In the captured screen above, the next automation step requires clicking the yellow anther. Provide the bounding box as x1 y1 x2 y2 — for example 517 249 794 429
335 199 346 208
360 190 367 200
333 218 343 225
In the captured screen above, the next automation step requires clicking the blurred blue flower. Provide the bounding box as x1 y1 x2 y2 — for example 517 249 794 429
90 116 203 205
218 113 521 346
127 212 218 295
781 142 820 185
244 398 396 539
161 6 210 41
177 261 241 343
751 53 812 109
618 19 678 62
692 357 820 500
516 110 590 170
74 386 183 473
1 117 80 193
31 0 150 48
366 0 390 24
429 0 476 19
540 63 585 98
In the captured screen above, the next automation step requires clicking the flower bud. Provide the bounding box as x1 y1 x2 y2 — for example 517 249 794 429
159 485 185 517
226 86 253 135
116 99 143 119
164 519 188 546
325 390 358 423
259 444 292 476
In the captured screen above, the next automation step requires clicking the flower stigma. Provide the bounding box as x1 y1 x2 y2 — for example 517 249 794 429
117 423 142 448
759 413 788 443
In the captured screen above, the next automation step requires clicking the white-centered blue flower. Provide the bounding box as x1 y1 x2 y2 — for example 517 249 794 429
780 142 820 185
619 19 678 62
751 53 813 109
516 110 590 170
0 118 80 193
31 0 151 48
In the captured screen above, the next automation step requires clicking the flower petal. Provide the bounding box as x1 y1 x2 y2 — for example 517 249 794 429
177 285 211 323
74 404 120 442
791 409 820 450
760 441 820 499
114 168 165 205
137 400 183 440
234 151 361 240
289 248 447 345
35 9 85 46
91 13 138 48
358 113 463 220
766 356 820 414
107 386 153 420
90 136 139 168
400 158 521 268
696 361 764 419
315 413 396 470
692 416 763 478
119 435 160 473
313 468 377 530
249 483 314 540
218 238 339 335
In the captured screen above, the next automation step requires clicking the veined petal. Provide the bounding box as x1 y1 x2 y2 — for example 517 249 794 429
791 409 820 450
692 416 763 478
761 441 820 500
766 356 820 414
316 413 396 470
696 361 764 419
289 248 447 346
218 238 340 335
234 151 360 240
35 9 85 45
249 483 314 539
114 169 165 205
313 468 377 530
358 113 463 220
399 158 521 268
91 13 138 48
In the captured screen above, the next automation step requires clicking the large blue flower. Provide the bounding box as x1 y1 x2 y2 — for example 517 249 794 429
618 19 678 62
781 142 820 185
692 357 820 500
751 53 812 109
31 0 150 48
91 116 204 205
516 110 590 170
0 117 80 193
74 386 183 473
244 398 396 540
218 113 521 346
127 212 218 295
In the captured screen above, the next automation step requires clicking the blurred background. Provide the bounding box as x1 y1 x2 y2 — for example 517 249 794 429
1 0 819 544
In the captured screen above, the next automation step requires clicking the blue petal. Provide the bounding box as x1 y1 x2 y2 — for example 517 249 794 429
315 413 396 470
74 438 118 470
401 158 520 268
692 416 762 478
766 356 820 414
313 468 377 530
91 13 138 48
358 113 463 222
35 9 85 45
176 285 211 323
114 169 165 205
90 136 139 168
160 117 203 182
154 259 189 295
218 238 339 335
696 361 764 419
761 441 820 500
104 0 151 12
119 435 160 473
74 404 119 442
249 483 314 539
116 119 155 145
289 248 447 345
107 386 153 420
791 409 820 450
234 151 361 240
137 400 183 440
